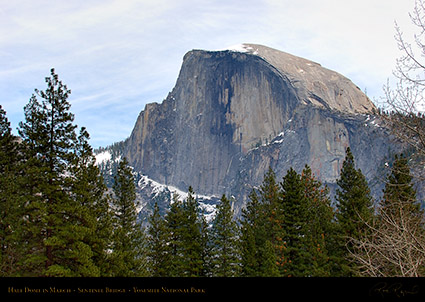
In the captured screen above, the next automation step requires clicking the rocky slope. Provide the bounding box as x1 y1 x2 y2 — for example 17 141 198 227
103 44 400 217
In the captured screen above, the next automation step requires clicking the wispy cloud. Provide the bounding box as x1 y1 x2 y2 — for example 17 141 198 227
264 0 416 96
0 0 417 147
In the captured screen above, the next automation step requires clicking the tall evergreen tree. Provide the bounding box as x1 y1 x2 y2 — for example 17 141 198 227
199 210 212 277
381 154 421 217
164 194 186 276
147 201 170 277
240 179 279 277
240 190 262 276
335 147 374 276
351 155 425 277
180 187 205 277
301 165 335 276
0 105 26 276
69 127 112 276
110 157 147 276
18 69 88 276
259 167 285 272
381 153 424 253
18 94 50 276
210 194 240 277
280 167 313 277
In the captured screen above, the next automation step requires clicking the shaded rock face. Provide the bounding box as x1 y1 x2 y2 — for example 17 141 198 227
124 44 393 213
229 107 393 215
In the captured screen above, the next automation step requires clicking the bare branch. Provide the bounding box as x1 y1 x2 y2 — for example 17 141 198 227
349 198 425 277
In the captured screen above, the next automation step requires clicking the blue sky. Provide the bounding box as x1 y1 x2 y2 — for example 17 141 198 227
0 0 416 148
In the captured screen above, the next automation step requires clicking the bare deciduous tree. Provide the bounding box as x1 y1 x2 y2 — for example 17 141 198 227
382 0 425 179
349 200 425 277
352 2 425 275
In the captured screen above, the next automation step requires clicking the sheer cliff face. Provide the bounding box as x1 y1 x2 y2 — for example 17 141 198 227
125 44 388 203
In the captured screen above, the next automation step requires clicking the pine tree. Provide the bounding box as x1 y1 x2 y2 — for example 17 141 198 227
280 167 312 277
259 167 285 272
164 194 186 276
380 154 424 276
5 69 116 276
335 147 374 276
300 165 335 276
0 105 26 276
240 177 280 277
240 190 261 276
262 240 280 277
199 210 212 277
382 154 421 217
18 69 87 276
351 155 425 277
147 201 170 277
110 157 147 276
210 194 240 277
17 95 49 276
17 70 112 276
180 187 204 277
0 105 20 168
69 127 112 276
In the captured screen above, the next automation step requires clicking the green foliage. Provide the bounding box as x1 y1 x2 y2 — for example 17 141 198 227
240 168 285 276
382 154 420 215
240 190 259 276
147 202 170 276
17 69 94 276
380 153 424 231
280 168 312 276
335 147 374 276
110 158 148 277
300 165 335 276
69 127 112 276
372 153 425 276
157 188 207 277
179 187 205 276
336 148 374 235
0 105 26 276
210 194 240 277
240 166 336 277
2 69 113 277
164 195 186 276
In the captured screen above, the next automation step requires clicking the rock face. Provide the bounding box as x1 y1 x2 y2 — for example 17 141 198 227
124 44 394 215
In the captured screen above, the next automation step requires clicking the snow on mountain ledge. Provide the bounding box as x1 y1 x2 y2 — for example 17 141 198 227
138 175 219 223
217 43 259 55
94 148 220 224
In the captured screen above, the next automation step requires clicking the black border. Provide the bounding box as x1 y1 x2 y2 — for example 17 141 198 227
1 277 425 300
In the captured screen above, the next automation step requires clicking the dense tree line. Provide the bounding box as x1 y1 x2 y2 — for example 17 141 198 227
144 149 424 277
1 70 424 277
144 150 373 277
